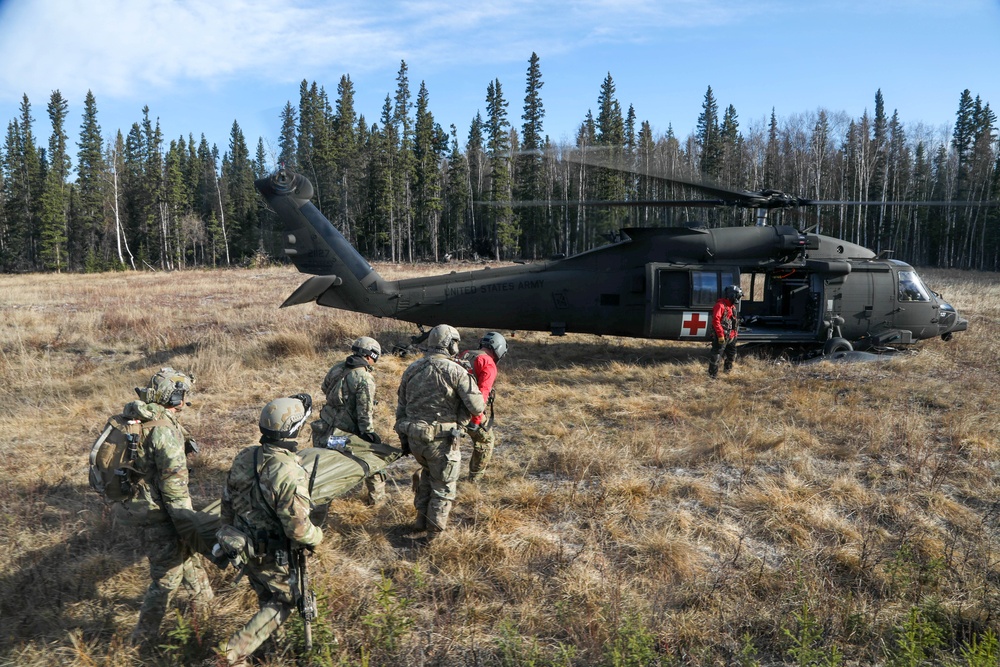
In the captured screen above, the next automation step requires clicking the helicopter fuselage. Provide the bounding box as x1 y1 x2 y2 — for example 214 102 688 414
259 169 967 353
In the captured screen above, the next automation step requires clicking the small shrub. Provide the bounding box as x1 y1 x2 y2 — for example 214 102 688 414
959 628 1000 667
782 600 842 667
361 574 414 658
885 606 945 667
602 612 660 667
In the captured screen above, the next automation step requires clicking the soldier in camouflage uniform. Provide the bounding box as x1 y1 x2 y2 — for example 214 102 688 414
311 336 386 505
395 325 485 538
221 394 323 667
115 368 214 646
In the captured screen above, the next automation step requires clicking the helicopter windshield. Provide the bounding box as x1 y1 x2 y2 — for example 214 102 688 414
898 271 931 302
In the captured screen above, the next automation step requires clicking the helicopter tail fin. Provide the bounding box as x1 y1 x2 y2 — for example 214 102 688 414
255 169 393 315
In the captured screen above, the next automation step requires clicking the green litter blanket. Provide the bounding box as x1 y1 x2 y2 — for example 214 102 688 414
175 437 404 555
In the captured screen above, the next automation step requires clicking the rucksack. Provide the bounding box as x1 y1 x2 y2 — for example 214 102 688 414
88 414 170 502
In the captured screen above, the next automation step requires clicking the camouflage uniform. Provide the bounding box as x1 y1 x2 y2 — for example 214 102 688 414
311 355 385 504
395 350 485 534
114 399 214 645
221 438 323 666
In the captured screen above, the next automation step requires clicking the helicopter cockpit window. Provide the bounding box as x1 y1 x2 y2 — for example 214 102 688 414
897 271 931 302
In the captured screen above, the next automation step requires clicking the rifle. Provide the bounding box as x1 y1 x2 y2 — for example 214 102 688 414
291 545 317 652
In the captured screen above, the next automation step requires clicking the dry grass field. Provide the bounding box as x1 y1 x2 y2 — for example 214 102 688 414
1 262 999 667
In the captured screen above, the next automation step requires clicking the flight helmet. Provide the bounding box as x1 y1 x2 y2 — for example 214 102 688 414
259 394 313 440
427 324 461 355
723 285 744 303
351 336 381 363
136 367 194 407
479 331 508 361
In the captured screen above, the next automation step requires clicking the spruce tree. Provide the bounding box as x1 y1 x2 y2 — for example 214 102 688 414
444 124 471 258
278 101 297 169
466 112 486 256
224 120 258 258
719 104 741 187
2 96 43 270
74 90 105 270
393 61 415 261
485 78 516 259
516 52 547 257
697 86 722 178
333 74 359 240
595 73 625 234
413 81 444 259
38 91 71 271
952 89 975 200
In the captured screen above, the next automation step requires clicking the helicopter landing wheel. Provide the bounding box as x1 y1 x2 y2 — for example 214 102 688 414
823 337 853 355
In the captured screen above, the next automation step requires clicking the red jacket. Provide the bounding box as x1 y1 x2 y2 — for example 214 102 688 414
459 349 497 426
711 298 738 340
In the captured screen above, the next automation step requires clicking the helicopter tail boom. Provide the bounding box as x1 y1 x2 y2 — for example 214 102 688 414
256 169 394 316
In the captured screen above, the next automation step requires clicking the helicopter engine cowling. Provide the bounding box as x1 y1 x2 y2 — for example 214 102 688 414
622 225 808 266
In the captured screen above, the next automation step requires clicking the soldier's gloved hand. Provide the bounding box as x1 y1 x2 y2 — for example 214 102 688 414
717 336 725 345
359 431 383 444
184 437 200 455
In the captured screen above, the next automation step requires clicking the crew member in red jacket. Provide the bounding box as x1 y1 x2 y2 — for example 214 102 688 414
458 331 507 481
709 285 743 378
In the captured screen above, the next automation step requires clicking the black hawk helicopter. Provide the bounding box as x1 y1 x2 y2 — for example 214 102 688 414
255 168 968 356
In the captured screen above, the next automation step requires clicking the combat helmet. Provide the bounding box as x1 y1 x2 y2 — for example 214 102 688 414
479 331 508 361
351 336 381 362
427 324 461 356
136 367 194 407
259 394 313 441
723 285 744 303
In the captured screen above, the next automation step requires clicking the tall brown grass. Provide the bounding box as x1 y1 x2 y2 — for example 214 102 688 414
1 263 999 666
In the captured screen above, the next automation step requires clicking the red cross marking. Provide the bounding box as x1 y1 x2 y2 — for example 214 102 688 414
681 312 708 337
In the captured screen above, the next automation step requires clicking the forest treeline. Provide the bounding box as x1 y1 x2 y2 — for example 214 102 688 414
1 53 997 274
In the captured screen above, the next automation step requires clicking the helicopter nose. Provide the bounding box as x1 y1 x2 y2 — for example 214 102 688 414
937 301 968 339
947 316 969 334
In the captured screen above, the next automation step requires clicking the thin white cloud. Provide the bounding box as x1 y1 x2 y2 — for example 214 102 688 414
0 0 773 106
0 0 993 116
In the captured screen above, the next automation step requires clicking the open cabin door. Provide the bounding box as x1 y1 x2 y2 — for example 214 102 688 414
645 264 738 340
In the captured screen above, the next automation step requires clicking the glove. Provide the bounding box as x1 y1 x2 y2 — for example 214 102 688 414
717 336 725 345
398 434 411 456
359 431 383 444
184 437 200 455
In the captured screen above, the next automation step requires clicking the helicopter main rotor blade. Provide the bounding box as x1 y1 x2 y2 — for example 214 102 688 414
522 146 1000 210
477 199 729 208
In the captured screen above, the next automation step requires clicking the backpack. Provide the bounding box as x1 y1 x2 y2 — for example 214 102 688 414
88 414 170 502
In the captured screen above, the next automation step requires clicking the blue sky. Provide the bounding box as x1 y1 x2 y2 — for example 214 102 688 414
0 0 997 168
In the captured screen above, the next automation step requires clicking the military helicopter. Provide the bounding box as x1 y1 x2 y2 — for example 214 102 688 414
255 168 968 356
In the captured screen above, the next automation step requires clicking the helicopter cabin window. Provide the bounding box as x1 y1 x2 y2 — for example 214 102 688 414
897 271 931 302
657 271 689 308
691 270 738 308
741 273 765 303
